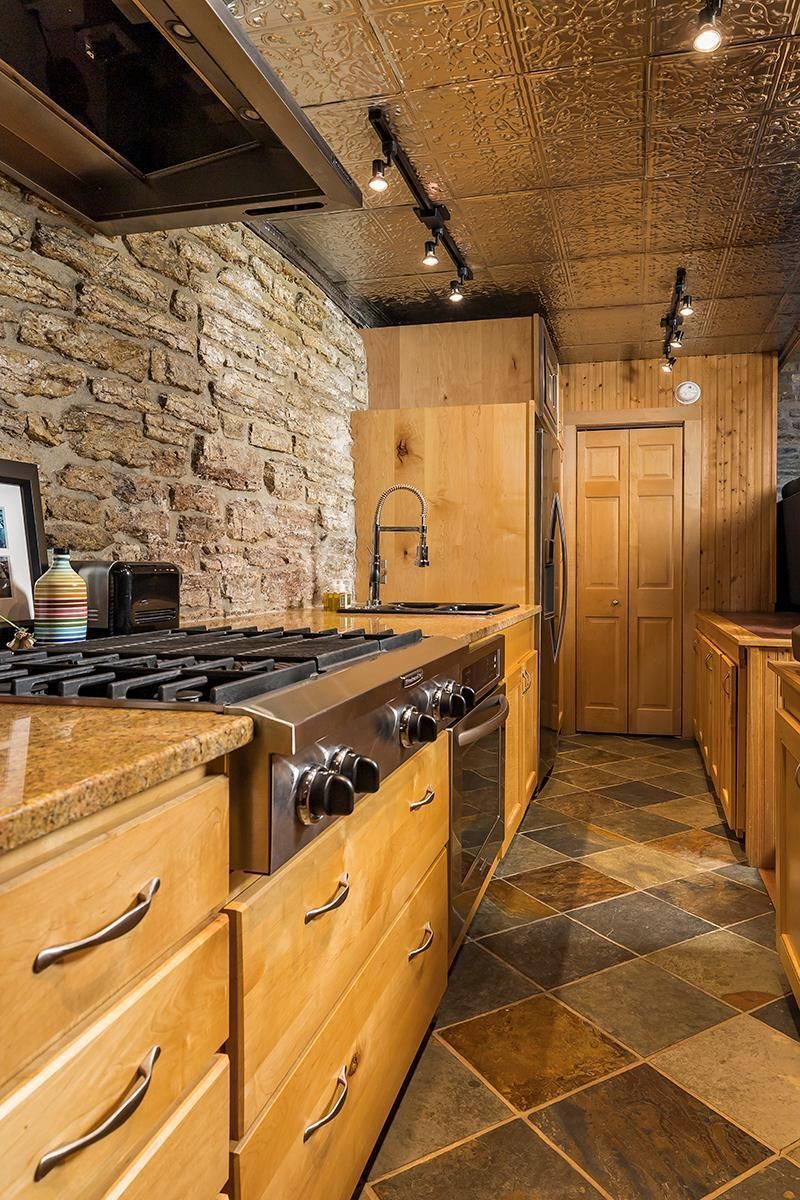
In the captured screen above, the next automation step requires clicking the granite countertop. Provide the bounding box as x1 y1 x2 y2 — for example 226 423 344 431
203 604 539 647
697 610 798 650
0 704 253 855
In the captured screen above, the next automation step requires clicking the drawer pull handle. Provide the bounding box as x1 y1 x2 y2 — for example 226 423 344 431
304 874 350 924
794 763 800 789
34 1045 161 1181
33 878 161 974
705 653 713 670
723 672 732 695
303 1066 349 1142
408 923 434 961
410 788 435 812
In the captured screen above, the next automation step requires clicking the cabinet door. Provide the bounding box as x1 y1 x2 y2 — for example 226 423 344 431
503 663 523 853
698 636 714 771
718 654 738 830
693 635 702 746
776 713 800 1003
521 650 539 803
708 646 722 793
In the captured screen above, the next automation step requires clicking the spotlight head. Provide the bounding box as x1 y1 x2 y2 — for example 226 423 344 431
694 1 723 51
662 356 676 373
679 294 695 317
422 240 439 267
449 279 464 302
368 159 389 192
670 329 685 350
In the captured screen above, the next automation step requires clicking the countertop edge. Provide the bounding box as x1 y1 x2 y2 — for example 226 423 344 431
696 610 796 650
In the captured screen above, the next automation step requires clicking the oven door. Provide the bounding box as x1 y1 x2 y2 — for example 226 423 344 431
448 687 508 947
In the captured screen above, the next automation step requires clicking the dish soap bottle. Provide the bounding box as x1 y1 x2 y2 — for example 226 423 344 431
34 549 88 644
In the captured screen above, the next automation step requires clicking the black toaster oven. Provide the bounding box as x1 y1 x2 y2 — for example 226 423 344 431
74 561 181 635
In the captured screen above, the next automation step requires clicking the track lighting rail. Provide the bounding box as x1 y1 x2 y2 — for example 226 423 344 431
660 266 694 372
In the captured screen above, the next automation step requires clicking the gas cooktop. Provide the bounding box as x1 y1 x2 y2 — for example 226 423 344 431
0 624 426 708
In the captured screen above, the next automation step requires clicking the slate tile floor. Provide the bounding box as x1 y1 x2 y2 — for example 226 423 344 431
356 735 800 1200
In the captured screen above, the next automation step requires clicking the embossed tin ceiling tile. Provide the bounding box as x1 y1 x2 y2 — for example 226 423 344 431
454 192 559 264
555 180 644 230
680 333 772 355
339 272 438 303
486 263 546 301
737 163 800 243
704 294 783 337
525 62 645 134
577 302 659 341
648 118 760 179
563 221 645 257
376 204 487 268
508 0 648 72
435 142 547 198
772 40 800 112
777 294 800 317
645 171 744 251
543 125 644 186
719 245 800 297
557 341 643 363
371 0 517 91
566 254 643 307
250 17 397 105
642 249 724 303
651 0 797 54
303 96 426 168
230 0 359 29
408 78 535 148
650 44 780 127
269 209 390 280
757 113 800 166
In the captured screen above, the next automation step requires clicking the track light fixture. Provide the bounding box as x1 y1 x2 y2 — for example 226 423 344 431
679 295 694 317
670 328 685 350
368 158 390 193
693 0 723 52
659 266 694 370
422 236 440 267
368 107 472 300
662 356 676 373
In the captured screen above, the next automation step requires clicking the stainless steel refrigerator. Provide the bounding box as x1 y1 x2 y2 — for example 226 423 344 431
534 415 567 784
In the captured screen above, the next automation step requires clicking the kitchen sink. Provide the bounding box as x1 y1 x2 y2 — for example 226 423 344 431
341 602 519 616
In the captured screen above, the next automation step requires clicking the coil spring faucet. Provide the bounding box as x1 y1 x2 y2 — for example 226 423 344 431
368 485 429 607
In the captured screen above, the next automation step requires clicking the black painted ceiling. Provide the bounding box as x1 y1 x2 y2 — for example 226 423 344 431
232 0 800 361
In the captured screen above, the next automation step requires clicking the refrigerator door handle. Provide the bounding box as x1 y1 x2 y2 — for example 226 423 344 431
553 491 568 662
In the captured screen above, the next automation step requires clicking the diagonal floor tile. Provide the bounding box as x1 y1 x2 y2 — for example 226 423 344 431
525 819 628 858
646 770 712 796
589 806 690 843
716 1158 800 1197
645 737 699 752
752 994 800 1043
510 860 634 910
600 779 685 807
572 890 716 954
597 757 677 782
435 941 539 1030
654 747 706 770
559 746 632 767
648 793 725 827
439 993 635 1111
483 913 633 989
370 1120 605 1199
494 836 567 878
649 872 774 925
543 791 629 821
367 1039 511 1180
730 910 777 950
717 864 770 893
653 1015 800 1150
648 930 790 1010
537 775 584 800
517 802 569 832
555 959 737 1055
648 828 747 870
553 765 630 791
531 1062 769 1200
469 878 555 939
584 843 696 887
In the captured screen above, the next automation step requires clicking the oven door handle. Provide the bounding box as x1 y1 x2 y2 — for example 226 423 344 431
456 694 509 748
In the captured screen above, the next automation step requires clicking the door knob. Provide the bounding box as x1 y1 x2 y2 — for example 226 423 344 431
611 599 621 607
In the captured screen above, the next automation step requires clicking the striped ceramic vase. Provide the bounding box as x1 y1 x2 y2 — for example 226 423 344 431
33 549 88 644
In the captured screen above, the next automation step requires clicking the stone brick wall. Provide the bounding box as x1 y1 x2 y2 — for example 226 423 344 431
0 176 367 619
779 352 800 495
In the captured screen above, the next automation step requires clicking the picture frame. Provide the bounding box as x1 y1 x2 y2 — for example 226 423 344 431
0 459 48 624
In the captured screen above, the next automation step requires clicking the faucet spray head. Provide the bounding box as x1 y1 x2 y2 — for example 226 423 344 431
415 532 430 567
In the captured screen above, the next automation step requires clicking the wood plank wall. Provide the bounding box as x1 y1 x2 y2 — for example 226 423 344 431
561 354 778 612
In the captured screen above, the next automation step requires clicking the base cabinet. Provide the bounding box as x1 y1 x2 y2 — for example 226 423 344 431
502 641 538 854
694 629 740 835
776 709 800 1004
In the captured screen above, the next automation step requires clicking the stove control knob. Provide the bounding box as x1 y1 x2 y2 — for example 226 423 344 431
296 767 355 826
458 684 477 712
433 682 468 720
329 748 381 794
399 706 438 748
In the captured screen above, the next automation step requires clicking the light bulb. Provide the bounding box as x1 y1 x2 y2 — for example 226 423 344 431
693 15 722 51
368 159 388 193
661 357 676 373
449 279 464 302
670 329 684 349
422 240 439 267
679 295 694 317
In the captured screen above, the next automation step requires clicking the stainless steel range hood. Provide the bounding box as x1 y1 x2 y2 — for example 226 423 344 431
0 0 361 232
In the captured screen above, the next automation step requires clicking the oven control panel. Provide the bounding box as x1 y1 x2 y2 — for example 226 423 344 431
462 638 504 702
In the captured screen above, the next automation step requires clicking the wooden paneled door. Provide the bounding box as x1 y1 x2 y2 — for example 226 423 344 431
576 426 683 736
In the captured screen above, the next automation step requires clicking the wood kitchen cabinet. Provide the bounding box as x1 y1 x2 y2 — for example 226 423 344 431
694 630 739 832
501 622 538 853
774 667 800 1005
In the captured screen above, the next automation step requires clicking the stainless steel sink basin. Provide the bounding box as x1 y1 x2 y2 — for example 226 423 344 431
340 602 519 616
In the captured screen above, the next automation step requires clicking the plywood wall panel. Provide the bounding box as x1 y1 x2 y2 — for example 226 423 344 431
562 353 778 612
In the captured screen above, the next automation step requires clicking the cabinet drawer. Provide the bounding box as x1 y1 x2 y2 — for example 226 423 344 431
0 776 228 1084
99 1056 229 1200
227 737 448 1135
0 917 228 1200
232 851 448 1200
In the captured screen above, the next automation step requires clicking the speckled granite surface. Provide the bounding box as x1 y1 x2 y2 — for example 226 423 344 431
0 704 252 854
